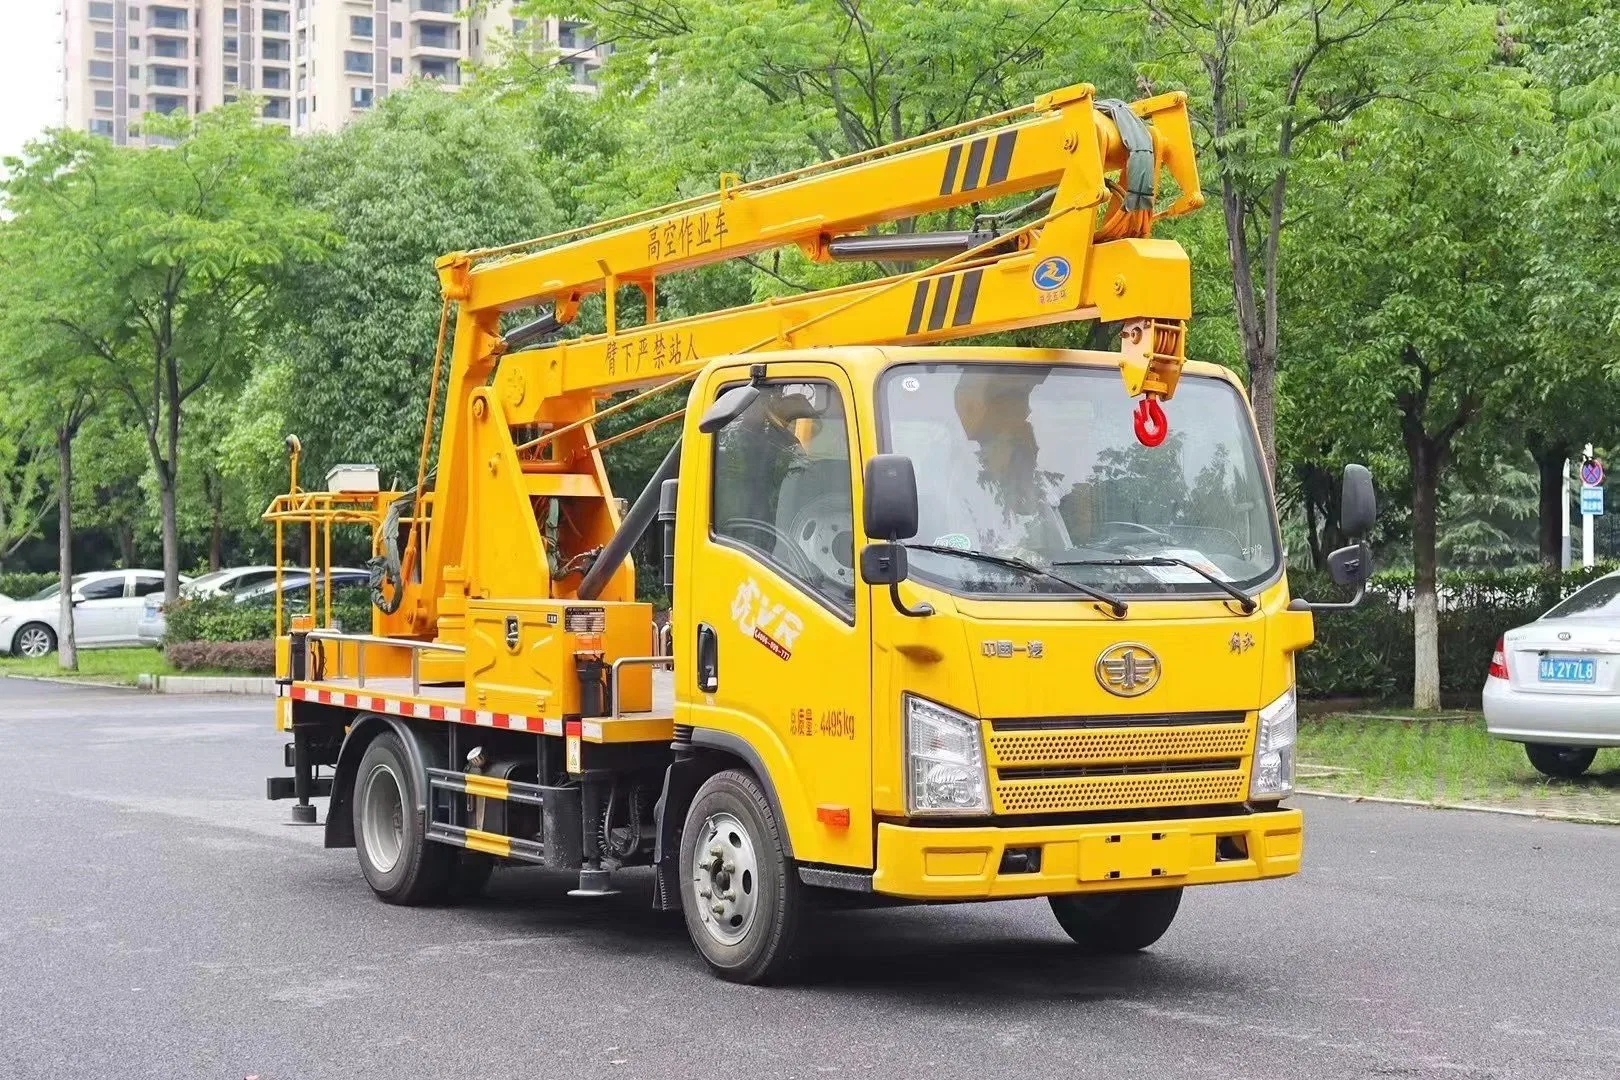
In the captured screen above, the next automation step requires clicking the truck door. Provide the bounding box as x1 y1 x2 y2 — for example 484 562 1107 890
679 364 873 870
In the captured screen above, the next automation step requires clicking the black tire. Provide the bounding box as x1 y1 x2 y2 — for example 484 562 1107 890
1049 887 1182 954
1524 743 1597 780
679 768 804 984
12 622 56 659
352 732 453 905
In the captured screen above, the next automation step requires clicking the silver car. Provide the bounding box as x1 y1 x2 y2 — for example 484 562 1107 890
1484 571 1620 778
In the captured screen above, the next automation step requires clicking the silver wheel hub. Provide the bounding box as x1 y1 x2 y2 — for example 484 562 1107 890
18 627 51 659
691 811 759 946
360 762 405 874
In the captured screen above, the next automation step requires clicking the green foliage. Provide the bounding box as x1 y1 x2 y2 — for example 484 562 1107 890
0 572 57 599
1298 565 1617 700
162 589 373 644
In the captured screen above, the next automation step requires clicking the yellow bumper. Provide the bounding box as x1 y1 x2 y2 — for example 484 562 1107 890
872 808 1303 900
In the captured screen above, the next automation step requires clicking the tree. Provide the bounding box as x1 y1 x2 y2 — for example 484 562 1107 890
0 107 328 601
1286 83 1546 708
1134 0 1500 472
0 412 52 573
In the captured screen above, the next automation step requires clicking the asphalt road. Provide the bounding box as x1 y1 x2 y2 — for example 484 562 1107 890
1 676 1616 1080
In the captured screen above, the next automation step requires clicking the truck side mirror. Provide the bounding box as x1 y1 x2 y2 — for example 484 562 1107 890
863 454 919 541
698 384 760 434
1326 542 1372 587
862 455 931 618
1341 463 1376 538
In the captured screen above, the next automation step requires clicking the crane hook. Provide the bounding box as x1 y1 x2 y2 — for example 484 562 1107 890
1133 395 1168 448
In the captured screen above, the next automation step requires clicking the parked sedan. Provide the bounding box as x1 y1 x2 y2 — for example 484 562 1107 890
232 570 372 611
1484 571 1620 778
0 570 189 659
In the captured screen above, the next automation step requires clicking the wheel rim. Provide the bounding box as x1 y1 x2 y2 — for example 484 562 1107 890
360 762 406 874
17 627 50 659
690 811 760 946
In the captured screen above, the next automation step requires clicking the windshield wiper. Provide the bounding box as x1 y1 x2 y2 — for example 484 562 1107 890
1054 556 1257 614
906 544 1128 617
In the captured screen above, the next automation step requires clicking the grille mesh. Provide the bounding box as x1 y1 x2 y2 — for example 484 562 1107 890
987 713 1254 814
989 725 1252 767
995 770 1248 813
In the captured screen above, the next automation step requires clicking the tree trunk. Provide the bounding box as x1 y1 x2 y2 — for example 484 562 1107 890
209 480 223 573
118 524 135 568
1411 443 1441 711
159 479 180 603
56 430 78 672
1532 443 1568 573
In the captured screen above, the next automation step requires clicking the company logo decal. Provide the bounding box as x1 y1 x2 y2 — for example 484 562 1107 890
1096 642 1161 697
1032 256 1071 292
731 578 803 661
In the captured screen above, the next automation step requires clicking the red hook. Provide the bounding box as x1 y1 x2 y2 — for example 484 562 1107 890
1133 395 1168 447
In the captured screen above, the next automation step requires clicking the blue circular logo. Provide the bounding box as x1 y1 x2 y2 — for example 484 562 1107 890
1032 256 1071 291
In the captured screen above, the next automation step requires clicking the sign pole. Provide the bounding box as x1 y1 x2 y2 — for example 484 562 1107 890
1583 442 1597 569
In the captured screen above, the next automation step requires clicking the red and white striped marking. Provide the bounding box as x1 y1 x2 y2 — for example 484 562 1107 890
289 685 563 736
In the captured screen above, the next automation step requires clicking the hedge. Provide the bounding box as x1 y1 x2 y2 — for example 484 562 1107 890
1298 565 1616 701
162 589 373 645
165 639 276 674
0 572 56 599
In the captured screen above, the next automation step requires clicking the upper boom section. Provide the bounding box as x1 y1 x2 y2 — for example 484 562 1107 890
435 83 1204 408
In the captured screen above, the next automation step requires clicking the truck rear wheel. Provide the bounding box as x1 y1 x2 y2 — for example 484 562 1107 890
353 732 452 905
679 768 804 984
1049 887 1182 954
1524 743 1597 779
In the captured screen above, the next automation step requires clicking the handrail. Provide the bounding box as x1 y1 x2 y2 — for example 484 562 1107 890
303 629 465 695
610 655 674 721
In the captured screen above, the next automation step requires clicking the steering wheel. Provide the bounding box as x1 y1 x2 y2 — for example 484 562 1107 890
717 518 819 581
784 495 855 591
1094 520 1177 549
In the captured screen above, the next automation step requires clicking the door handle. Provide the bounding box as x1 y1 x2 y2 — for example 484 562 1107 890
696 623 719 692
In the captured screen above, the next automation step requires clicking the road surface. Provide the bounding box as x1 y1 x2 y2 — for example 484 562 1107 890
1 676 1615 1079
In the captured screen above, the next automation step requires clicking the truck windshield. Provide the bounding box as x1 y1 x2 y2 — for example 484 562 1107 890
879 362 1281 598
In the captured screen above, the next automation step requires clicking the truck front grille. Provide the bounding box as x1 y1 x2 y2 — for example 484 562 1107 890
986 713 1254 814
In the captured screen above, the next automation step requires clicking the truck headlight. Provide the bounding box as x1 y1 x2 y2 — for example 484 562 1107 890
905 694 989 815
1250 686 1297 800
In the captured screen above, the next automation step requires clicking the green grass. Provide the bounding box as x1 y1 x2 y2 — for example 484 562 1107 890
0 647 241 685
1298 711 1620 813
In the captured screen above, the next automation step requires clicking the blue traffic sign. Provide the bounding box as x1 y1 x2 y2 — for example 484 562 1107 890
1582 485 1604 516
1581 459 1604 487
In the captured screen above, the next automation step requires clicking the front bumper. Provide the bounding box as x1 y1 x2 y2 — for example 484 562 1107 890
1483 677 1620 746
872 807 1303 900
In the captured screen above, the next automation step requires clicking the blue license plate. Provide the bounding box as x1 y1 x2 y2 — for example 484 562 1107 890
1538 657 1596 683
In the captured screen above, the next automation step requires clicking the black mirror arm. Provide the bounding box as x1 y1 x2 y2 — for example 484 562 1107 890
889 577 933 618
1288 581 1366 613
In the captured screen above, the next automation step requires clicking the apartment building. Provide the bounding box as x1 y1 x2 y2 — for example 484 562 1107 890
61 1 609 146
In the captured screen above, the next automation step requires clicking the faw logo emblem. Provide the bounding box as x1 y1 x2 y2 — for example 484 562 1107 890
731 578 803 661
1096 643 1161 697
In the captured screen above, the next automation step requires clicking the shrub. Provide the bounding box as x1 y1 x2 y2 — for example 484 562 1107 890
1297 564 1616 702
0 572 57 600
163 588 374 645
165 639 276 674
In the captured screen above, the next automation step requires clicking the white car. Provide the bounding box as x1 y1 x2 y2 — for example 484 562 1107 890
135 565 285 644
0 570 190 659
1484 571 1620 778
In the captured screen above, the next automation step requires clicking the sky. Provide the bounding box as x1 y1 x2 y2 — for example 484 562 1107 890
0 0 63 169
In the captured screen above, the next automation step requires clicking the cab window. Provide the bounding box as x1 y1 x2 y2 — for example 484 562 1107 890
710 379 856 615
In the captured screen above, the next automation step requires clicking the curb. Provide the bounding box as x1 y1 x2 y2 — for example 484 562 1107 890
3 673 135 689
138 674 276 696
1298 789 1620 827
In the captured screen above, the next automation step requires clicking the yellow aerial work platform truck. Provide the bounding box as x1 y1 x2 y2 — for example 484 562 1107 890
263 82 1376 983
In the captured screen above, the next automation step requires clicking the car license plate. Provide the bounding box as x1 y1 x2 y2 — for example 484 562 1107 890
1538 656 1596 684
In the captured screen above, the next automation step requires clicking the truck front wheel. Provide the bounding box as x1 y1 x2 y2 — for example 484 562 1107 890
1049 887 1182 954
679 768 804 984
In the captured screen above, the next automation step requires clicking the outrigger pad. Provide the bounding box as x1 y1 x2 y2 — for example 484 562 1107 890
568 867 620 898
